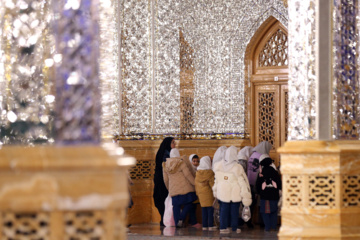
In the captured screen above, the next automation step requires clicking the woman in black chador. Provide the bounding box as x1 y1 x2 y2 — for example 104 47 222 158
153 137 175 226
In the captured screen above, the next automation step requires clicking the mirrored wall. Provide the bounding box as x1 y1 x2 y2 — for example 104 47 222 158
106 0 288 140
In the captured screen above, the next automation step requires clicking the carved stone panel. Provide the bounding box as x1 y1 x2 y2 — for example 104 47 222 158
2 212 50 240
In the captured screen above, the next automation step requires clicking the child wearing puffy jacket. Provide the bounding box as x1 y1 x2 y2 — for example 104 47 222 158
256 154 281 232
163 148 201 228
195 156 217 231
213 146 252 234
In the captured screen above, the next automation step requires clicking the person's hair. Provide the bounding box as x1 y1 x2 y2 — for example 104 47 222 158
260 157 272 167
192 155 199 160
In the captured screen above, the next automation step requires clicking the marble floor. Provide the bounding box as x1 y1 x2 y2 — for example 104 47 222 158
127 224 278 240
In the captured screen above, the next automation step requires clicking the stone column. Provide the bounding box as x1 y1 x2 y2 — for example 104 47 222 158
278 141 360 239
0 144 135 239
280 0 360 239
0 0 135 239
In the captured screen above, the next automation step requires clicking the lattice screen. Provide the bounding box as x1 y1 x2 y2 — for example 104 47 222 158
129 160 155 180
284 174 360 208
259 29 288 67
284 175 302 207
2 212 50 239
309 175 336 208
64 211 105 239
343 175 360 207
258 92 276 147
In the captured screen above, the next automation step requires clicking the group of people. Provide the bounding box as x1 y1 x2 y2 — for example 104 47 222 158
152 137 282 234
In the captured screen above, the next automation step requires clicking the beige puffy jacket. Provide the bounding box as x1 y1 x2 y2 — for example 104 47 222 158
195 169 215 207
163 156 195 197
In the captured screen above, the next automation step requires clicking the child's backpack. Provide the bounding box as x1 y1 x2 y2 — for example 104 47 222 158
261 176 278 190
247 151 262 186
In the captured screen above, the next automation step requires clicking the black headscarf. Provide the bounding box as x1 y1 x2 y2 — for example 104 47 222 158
153 137 174 224
155 137 174 171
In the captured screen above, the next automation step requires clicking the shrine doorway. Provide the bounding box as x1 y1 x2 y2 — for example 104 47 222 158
245 17 289 166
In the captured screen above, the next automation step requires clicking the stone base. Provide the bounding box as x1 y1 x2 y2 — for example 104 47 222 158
278 140 360 240
0 145 134 240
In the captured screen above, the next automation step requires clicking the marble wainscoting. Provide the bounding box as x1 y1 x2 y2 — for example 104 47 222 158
278 140 360 240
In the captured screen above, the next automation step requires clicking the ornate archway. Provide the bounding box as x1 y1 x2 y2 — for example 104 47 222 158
244 17 288 165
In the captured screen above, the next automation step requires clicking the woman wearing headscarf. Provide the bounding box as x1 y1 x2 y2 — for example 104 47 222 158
252 141 272 155
252 142 277 170
237 146 253 173
153 137 175 227
212 146 252 234
212 146 227 227
195 156 216 231
212 146 227 171
163 148 200 228
246 141 272 228
237 146 253 228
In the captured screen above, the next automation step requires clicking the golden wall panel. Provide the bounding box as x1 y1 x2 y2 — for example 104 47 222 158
128 196 153 224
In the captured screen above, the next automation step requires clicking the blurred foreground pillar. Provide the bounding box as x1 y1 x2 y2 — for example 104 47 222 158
0 144 135 239
0 0 135 239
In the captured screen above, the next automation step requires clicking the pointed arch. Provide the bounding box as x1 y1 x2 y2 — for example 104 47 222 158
244 15 288 147
240 11 287 136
